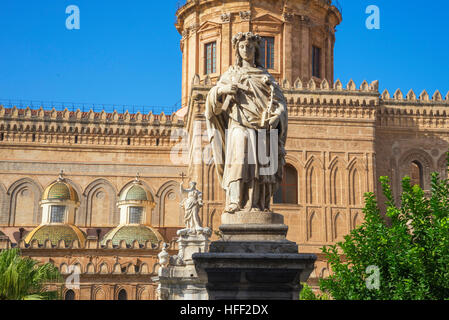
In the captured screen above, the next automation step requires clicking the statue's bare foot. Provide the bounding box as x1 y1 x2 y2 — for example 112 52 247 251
225 203 239 214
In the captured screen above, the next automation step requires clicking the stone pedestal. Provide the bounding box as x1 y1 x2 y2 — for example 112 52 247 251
152 229 211 300
193 212 316 300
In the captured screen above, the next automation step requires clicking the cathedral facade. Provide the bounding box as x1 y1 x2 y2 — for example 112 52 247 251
1 0 449 299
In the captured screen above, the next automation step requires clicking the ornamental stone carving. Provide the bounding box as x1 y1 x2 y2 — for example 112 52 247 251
221 12 231 23
239 11 251 21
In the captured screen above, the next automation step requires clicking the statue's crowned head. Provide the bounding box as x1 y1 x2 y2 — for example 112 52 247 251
232 32 263 68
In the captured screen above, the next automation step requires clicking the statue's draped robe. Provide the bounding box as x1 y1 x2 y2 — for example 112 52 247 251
205 65 288 210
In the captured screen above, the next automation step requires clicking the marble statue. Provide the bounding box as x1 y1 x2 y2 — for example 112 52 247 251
205 32 288 214
158 243 170 269
178 182 209 235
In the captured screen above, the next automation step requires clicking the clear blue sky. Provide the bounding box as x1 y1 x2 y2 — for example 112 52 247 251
0 0 448 112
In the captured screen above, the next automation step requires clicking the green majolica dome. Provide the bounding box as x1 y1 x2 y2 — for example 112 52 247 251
125 185 148 201
101 225 163 246
119 183 154 203
43 181 79 202
24 225 86 245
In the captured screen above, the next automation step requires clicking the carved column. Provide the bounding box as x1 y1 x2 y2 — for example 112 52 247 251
299 16 311 80
325 26 334 83
181 31 189 107
221 13 233 71
185 22 200 107
282 12 294 84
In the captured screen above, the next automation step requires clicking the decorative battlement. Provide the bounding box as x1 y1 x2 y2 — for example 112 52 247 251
0 106 184 147
187 77 449 129
187 77 380 125
0 105 183 124
0 237 179 251
191 75 380 95
281 78 379 93
381 89 449 105
282 79 380 120
375 89 449 130
0 237 179 277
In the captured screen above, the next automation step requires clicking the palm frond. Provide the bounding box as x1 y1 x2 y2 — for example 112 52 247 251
0 249 63 300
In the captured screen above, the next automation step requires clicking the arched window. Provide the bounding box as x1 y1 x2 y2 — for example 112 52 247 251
312 46 322 78
205 41 217 75
118 289 127 301
65 289 75 300
410 161 424 189
274 164 298 204
261 37 275 69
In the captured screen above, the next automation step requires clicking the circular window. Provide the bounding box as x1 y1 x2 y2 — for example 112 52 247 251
96 191 105 199
167 192 176 201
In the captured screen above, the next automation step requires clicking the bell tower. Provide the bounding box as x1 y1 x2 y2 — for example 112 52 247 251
175 0 342 107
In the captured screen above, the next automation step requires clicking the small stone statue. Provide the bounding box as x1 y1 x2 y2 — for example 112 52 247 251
158 243 170 268
178 182 209 235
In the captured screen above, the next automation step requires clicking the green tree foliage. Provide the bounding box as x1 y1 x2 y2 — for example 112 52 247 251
320 157 449 300
0 248 62 300
299 283 330 300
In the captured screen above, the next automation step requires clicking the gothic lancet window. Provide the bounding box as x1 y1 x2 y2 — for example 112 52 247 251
261 37 275 69
65 290 75 300
274 164 298 204
118 289 127 300
410 160 424 189
205 42 217 75
312 46 321 78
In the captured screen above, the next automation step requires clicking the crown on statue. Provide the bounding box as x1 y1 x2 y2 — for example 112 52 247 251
232 32 262 49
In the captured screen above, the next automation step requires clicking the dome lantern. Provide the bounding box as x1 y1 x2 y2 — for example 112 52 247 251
101 174 163 246
117 174 155 226
40 171 80 225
